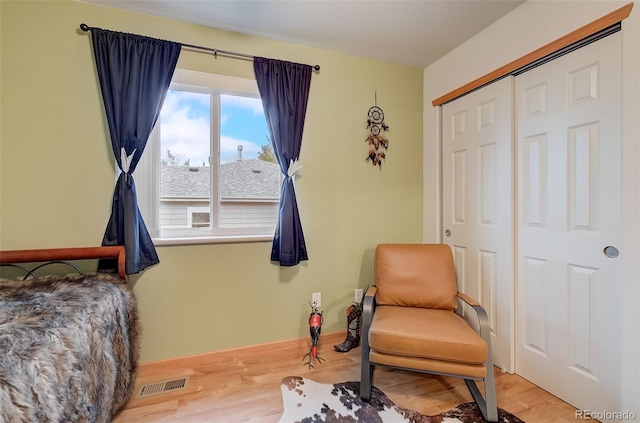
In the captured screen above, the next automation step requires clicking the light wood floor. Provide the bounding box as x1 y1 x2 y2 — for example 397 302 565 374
114 332 579 422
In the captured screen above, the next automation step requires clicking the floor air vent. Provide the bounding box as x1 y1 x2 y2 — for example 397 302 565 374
136 376 189 399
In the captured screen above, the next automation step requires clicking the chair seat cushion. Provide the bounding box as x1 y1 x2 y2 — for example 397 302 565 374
369 305 487 365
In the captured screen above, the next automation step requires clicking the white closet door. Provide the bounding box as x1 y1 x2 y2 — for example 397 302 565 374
442 77 514 373
515 32 623 412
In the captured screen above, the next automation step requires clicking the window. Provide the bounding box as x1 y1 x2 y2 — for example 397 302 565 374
136 70 280 244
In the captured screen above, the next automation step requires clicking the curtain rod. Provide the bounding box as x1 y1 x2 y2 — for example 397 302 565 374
79 23 321 72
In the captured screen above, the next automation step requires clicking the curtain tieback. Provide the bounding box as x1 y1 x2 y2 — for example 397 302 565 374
287 158 302 179
120 147 137 174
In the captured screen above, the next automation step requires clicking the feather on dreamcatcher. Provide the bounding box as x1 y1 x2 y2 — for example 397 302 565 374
365 93 389 168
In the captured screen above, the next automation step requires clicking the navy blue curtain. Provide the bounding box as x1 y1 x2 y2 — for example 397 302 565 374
253 57 312 266
90 29 181 274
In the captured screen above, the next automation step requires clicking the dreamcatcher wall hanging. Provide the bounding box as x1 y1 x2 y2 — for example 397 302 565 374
365 92 389 168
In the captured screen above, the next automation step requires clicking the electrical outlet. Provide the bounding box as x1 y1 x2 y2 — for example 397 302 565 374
354 288 364 303
312 292 321 308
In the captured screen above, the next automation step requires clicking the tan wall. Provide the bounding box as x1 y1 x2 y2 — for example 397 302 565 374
0 1 423 361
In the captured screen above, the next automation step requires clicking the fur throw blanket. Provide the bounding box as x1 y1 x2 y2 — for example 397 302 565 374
0 273 139 422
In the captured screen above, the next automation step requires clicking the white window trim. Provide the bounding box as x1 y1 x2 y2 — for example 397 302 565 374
135 69 278 245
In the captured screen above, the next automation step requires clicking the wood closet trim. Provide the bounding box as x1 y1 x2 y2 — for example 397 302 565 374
432 2 634 107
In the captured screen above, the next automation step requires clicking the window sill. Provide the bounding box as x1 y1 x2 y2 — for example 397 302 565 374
153 234 274 246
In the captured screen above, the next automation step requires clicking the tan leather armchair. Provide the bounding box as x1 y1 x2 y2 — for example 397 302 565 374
360 243 498 422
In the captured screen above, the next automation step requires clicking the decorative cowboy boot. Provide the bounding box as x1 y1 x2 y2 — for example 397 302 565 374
333 303 362 352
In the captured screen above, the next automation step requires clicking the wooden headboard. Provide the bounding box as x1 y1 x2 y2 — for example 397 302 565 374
0 246 127 280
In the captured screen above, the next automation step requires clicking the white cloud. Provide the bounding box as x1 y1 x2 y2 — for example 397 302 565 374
221 94 264 115
158 90 267 165
160 105 210 167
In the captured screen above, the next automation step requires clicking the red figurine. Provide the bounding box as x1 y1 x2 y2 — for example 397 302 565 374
303 301 325 368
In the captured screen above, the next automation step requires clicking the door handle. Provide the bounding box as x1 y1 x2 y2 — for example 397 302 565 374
445 229 451 237
603 246 619 258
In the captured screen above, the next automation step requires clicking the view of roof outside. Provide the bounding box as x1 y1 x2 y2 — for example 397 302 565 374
161 160 280 201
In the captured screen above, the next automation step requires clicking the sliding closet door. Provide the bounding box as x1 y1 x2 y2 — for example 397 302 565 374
442 77 514 373
515 32 623 413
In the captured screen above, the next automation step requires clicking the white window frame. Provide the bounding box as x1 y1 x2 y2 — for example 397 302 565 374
136 69 278 246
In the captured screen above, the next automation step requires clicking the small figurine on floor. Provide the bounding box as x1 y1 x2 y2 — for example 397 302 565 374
303 301 325 368
334 289 366 353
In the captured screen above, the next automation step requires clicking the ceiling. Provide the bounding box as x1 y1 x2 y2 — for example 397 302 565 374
81 0 525 69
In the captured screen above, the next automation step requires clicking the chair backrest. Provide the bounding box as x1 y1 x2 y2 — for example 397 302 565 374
375 244 458 310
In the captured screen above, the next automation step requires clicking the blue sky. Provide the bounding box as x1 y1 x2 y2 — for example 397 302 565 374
159 89 270 165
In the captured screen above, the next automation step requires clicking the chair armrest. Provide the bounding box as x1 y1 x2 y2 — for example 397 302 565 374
362 286 377 322
364 285 377 300
457 292 480 307
457 292 492 348
361 286 377 348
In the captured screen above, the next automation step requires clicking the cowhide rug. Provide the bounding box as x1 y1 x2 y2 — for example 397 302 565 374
278 376 525 423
